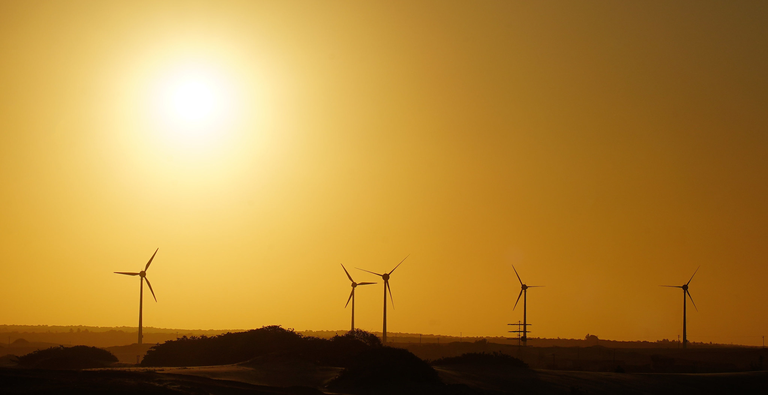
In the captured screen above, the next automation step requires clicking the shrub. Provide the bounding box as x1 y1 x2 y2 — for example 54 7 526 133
141 326 382 368
14 345 118 369
327 347 442 394
142 325 304 366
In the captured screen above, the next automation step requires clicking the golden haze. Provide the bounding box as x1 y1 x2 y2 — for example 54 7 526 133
1 1 767 346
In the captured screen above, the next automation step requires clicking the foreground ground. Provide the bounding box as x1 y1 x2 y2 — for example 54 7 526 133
437 365 768 394
2 364 768 394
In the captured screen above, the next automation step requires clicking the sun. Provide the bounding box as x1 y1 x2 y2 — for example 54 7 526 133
167 77 219 124
152 64 236 145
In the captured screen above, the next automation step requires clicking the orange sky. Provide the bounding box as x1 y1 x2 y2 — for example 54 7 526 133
1 1 767 346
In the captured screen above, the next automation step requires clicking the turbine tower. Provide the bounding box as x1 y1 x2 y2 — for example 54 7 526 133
341 263 376 332
357 255 408 344
512 265 542 347
662 267 699 349
115 248 159 345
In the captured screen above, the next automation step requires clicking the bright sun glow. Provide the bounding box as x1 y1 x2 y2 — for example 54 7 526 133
152 64 237 146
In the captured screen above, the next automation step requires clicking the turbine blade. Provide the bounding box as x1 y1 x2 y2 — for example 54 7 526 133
145 277 157 302
115 272 139 276
389 255 409 275
660 285 683 288
512 265 523 286
386 281 394 309
513 289 523 310
345 289 354 308
686 266 700 286
686 289 698 311
341 263 354 282
527 285 544 288
356 268 384 277
145 248 159 271
357 282 376 285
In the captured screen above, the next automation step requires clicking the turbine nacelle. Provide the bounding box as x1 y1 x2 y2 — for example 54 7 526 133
511 265 543 311
341 263 375 309
357 254 409 309
661 266 699 312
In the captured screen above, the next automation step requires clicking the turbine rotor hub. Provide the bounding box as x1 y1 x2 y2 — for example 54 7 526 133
140 271 146 277
351 282 357 288
521 284 528 290
382 274 390 281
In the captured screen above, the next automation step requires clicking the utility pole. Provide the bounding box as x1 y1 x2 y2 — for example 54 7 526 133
508 320 531 347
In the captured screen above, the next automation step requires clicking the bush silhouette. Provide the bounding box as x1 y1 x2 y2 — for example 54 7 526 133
320 329 383 367
340 328 383 348
141 326 383 367
14 345 118 369
327 346 442 394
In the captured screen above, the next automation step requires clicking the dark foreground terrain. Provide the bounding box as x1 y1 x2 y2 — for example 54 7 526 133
0 368 325 395
2 365 768 395
438 365 768 394
3 328 767 394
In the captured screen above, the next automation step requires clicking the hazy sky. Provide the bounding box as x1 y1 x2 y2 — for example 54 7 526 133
1 1 767 346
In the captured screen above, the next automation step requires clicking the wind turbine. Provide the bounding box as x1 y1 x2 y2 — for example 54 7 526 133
662 267 699 349
114 248 159 345
341 264 376 332
512 265 542 346
357 255 408 344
